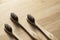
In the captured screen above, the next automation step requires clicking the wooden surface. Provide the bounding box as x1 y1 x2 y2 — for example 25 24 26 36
38 13 60 40
0 0 60 40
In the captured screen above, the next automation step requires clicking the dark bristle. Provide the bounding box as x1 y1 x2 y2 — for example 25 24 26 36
27 14 35 23
11 13 18 22
4 24 12 33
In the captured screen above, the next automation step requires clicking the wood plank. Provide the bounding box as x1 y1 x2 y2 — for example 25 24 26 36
0 0 60 40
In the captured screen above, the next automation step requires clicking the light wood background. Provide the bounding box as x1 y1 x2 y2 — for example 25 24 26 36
0 0 60 40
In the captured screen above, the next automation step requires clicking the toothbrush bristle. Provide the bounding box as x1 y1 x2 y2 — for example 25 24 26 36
11 13 18 22
27 14 35 23
4 24 12 33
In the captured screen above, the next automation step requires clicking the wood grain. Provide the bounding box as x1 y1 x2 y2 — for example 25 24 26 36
0 0 60 40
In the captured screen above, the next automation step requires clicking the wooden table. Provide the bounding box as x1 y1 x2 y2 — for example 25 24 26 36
0 0 60 40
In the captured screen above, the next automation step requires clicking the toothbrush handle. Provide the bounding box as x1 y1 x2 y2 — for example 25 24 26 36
18 23 39 40
12 33 19 40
